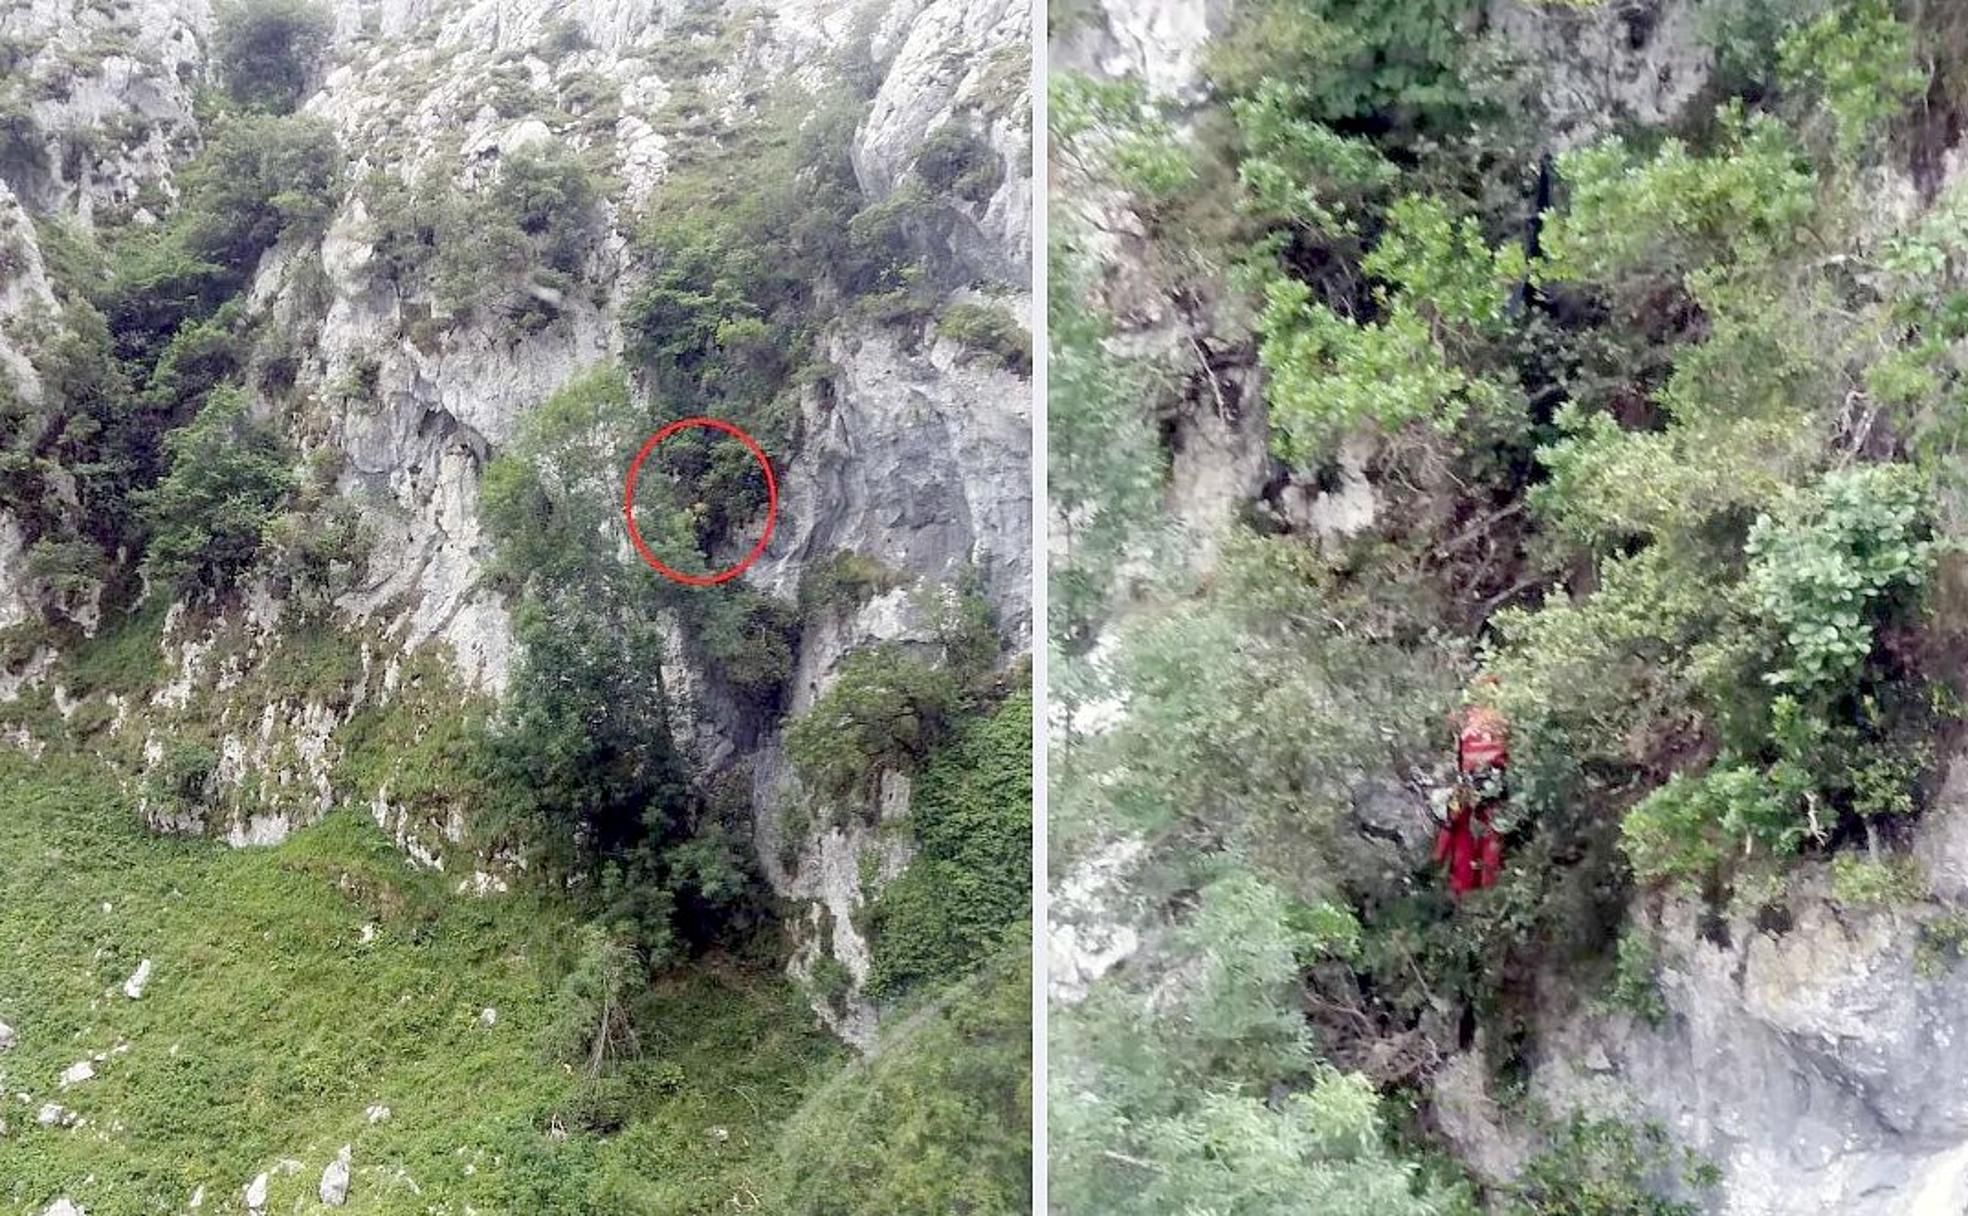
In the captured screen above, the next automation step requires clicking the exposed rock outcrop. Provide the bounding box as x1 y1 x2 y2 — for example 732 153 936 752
320 1144 351 1205
1434 759 1968 1216
855 0 1030 286
1488 0 1714 149
0 0 208 218
0 0 1030 1051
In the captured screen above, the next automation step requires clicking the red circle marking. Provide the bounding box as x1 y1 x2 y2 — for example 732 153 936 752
622 416 778 587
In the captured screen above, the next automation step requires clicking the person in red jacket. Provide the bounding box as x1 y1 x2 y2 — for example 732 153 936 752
1434 700 1509 896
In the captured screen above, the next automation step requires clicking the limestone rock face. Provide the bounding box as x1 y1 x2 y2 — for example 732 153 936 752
0 182 58 404
1488 0 1714 149
0 0 1029 1054
1050 0 1227 103
854 0 1031 286
751 586 945 1048
751 326 1033 645
0 0 208 218
1433 834 1968 1216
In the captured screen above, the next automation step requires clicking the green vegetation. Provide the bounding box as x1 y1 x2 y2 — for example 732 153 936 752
1052 0 1951 1209
213 0 334 115
866 682 1031 998
915 120 1003 205
0 107 340 620
0 754 841 1215
1604 928 1668 1026
770 946 1031 1215
1047 250 1165 650
1507 1116 1713 1216
784 645 963 803
477 367 762 956
1053 872 1460 1215
935 300 1032 376
363 142 601 335
136 386 295 593
797 550 905 614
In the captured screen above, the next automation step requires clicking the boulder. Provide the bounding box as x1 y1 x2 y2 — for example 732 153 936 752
320 1145 351 1206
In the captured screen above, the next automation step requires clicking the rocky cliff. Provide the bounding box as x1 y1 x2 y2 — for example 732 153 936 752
1051 0 1968 1211
0 0 1030 1044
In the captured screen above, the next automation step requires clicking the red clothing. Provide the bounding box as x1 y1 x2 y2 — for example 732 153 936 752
1437 703 1509 895
1434 802 1501 895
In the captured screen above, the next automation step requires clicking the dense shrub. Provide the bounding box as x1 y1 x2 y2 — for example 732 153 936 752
1777 0 1925 157
1205 0 1484 134
914 120 1003 205
935 301 1031 376
87 112 340 369
1509 1116 1713 1216
213 0 333 114
1746 465 1936 692
1051 74 1198 205
866 683 1031 997
784 644 962 803
770 947 1031 1215
179 114 341 267
543 925 644 1077
136 386 294 592
693 587 799 707
797 550 903 614
148 739 218 816
359 145 598 333
623 82 916 476
1053 873 1452 1215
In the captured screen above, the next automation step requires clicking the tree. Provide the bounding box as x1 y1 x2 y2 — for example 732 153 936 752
1051 875 1456 1216
214 0 334 114
783 645 963 803
175 112 343 272
545 925 644 1077
136 386 294 592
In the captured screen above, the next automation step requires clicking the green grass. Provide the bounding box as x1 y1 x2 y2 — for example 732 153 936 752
769 945 1032 1215
0 753 842 1215
64 600 169 700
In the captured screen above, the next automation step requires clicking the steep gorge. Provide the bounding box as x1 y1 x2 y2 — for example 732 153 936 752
0 0 1031 1209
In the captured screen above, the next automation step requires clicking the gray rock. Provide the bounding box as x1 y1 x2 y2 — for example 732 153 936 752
1916 755 1968 902
750 327 1032 645
243 1172 268 1213
0 1020 15 1051
320 1145 351 1206
121 958 151 999
1488 0 1714 150
1436 866 1968 1216
1050 0 1229 103
855 0 1030 286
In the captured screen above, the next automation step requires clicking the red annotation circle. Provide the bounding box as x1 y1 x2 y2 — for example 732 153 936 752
622 416 778 587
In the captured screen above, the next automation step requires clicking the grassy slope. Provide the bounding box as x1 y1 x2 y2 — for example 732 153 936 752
0 753 841 1216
